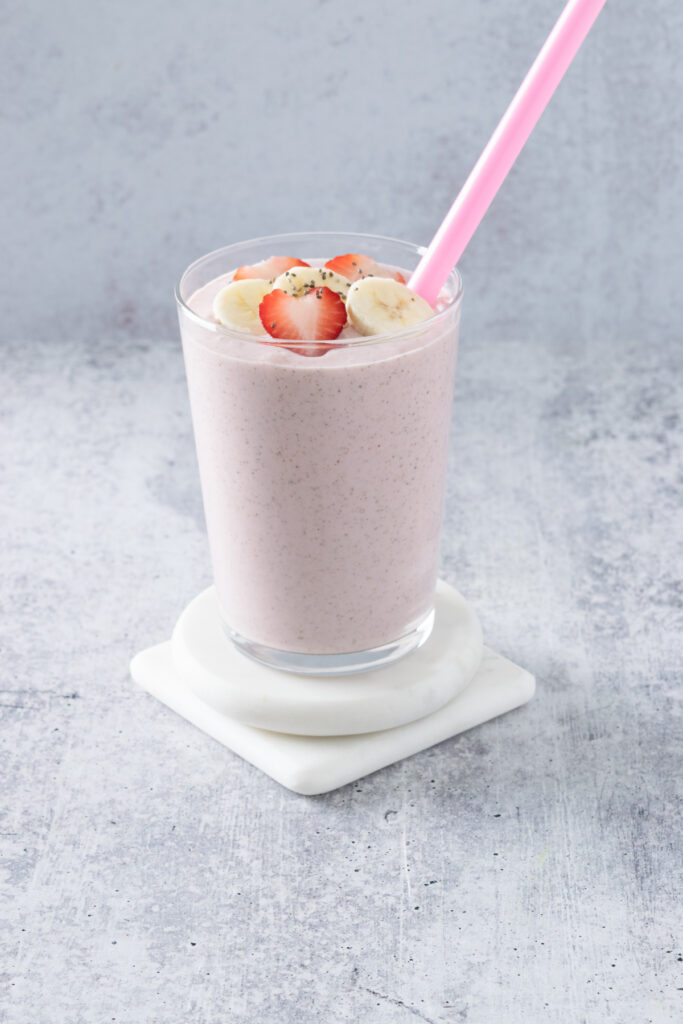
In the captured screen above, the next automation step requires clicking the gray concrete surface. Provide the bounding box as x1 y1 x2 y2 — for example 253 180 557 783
2 0 682 1017
2 331 681 1022
2 0 683 345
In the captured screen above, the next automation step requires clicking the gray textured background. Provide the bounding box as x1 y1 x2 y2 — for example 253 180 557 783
3 2 683 1022
3 333 681 1022
2 0 682 343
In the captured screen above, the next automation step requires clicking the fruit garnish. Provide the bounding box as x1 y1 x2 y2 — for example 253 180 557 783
213 279 272 332
258 286 347 356
272 266 350 301
346 277 434 337
233 256 310 282
324 253 406 284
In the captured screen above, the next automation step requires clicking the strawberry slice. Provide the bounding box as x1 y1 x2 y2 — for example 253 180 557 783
233 256 310 282
258 287 347 356
324 253 406 284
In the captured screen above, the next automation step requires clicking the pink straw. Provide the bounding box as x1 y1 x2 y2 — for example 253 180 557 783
409 0 607 305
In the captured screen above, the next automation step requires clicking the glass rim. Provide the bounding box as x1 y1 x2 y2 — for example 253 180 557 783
174 231 464 348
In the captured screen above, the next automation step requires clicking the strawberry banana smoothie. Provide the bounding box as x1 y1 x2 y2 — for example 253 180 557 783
176 233 463 674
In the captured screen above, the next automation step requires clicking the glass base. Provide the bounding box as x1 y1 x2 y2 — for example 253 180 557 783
224 608 436 677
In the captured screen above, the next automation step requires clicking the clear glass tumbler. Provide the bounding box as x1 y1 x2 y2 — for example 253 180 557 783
176 232 463 675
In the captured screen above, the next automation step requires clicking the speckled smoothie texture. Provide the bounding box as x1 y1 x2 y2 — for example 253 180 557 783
180 269 461 655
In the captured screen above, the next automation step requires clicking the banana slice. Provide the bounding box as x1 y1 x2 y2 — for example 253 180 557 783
346 277 435 336
272 266 350 301
213 279 272 332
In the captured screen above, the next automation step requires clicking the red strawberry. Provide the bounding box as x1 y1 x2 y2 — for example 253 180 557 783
233 256 310 282
324 253 406 284
258 287 347 356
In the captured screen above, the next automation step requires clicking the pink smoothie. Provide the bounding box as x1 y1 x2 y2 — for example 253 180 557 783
180 264 461 655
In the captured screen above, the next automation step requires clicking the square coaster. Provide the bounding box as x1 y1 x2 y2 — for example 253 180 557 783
133 643 534 795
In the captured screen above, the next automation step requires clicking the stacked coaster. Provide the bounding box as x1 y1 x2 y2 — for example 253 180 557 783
131 581 534 795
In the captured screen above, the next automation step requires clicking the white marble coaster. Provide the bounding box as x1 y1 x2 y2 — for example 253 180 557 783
169 581 483 736
131 583 535 795
133 643 534 795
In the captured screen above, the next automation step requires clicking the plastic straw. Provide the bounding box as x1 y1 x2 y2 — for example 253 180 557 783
409 0 607 305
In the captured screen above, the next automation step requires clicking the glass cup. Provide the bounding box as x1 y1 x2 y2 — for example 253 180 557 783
176 232 463 675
